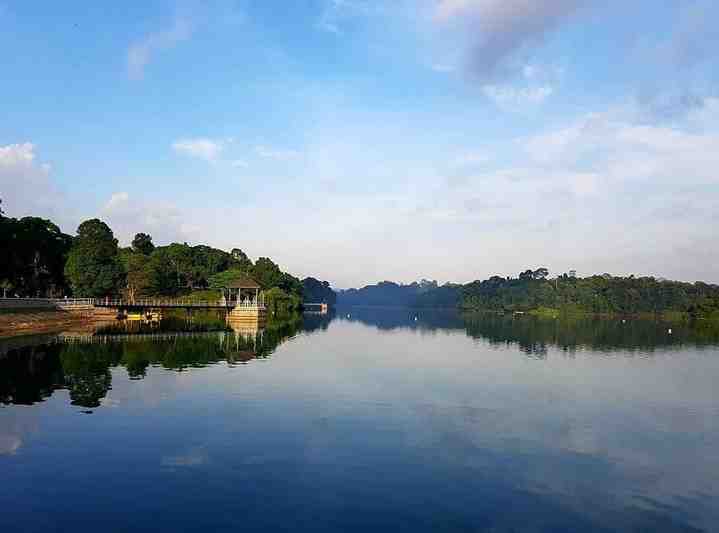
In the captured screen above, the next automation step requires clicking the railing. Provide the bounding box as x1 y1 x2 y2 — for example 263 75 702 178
95 298 266 310
0 297 266 310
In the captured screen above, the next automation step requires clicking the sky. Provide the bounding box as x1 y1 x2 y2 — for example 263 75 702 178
1 0 718 288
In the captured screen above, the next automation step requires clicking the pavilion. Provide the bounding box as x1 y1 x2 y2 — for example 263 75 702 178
220 274 263 308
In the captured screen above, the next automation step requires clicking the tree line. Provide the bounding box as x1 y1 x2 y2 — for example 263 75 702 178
456 269 719 318
1 201 334 310
341 268 719 320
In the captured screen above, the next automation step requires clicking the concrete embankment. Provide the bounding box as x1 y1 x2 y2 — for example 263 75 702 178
0 308 118 338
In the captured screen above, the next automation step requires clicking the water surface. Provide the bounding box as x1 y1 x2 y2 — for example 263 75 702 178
1 310 718 532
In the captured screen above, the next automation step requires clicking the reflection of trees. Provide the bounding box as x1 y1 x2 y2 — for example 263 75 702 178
301 309 335 334
0 314 303 408
338 307 464 332
0 343 65 405
336 307 719 354
60 345 120 408
462 313 719 354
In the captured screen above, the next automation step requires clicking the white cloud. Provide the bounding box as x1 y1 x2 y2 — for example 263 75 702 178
172 138 225 161
255 145 302 160
454 152 489 167
0 142 72 225
0 434 21 456
230 159 249 168
127 14 193 79
317 0 388 34
483 84 554 107
100 191 198 245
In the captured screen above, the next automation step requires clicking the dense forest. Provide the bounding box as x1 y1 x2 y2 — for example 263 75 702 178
0 201 73 297
457 269 719 319
340 269 719 320
337 280 443 307
302 277 337 306
1 200 334 311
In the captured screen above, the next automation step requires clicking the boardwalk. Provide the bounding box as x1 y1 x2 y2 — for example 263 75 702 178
94 299 264 310
0 297 265 312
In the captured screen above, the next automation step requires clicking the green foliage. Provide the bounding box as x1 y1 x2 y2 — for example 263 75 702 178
64 219 124 297
249 257 302 298
302 277 337 305
264 287 301 315
184 289 223 302
231 248 254 271
458 269 719 318
412 284 462 308
0 205 318 302
125 253 151 300
251 257 284 289
0 215 73 297
153 243 250 290
131 233 155 255
339 280 441 307
208 269 248 290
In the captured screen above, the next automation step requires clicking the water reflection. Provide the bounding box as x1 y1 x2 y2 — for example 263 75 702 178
339 307 719 355
1 308 718 532
0 314 304 409
1 309 718 410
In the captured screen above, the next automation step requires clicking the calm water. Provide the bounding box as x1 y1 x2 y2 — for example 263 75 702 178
1 309 718 532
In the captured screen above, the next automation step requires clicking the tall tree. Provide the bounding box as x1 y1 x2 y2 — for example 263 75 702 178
64 219 124 297
131 233 155 255
125 253 151 302
251 257 284 289
231 248 254 271
0 216 72 297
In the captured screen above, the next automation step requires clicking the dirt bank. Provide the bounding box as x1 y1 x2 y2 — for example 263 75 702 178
0 310 114 338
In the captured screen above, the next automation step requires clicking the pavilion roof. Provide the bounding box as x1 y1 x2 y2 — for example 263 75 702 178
223 274 261 289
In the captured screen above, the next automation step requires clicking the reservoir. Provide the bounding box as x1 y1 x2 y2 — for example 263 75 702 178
1 309 718 532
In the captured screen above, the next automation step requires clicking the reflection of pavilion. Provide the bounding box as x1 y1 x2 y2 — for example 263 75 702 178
220 323 265 363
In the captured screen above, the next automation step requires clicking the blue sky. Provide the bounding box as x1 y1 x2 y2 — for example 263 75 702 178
2 0 718 287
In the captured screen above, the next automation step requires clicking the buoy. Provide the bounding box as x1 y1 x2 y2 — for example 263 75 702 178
622 319 626 324
668 328 673 335
414 316 418 321
347 314 350 319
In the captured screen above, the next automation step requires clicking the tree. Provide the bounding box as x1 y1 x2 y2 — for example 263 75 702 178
146 249 180 295
131 233 155 255
125 253 151 302
251 257 284 289
231 248 254 271
208 269 252 290
533 267 549 280
0 216 73 297
64 219 124 297
302 277 337 305
519 269 534 281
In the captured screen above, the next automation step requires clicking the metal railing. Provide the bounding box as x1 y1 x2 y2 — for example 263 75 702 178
95 298 266 310
0 297 266 311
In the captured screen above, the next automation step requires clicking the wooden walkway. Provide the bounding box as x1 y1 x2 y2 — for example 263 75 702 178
94 299 266 310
